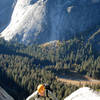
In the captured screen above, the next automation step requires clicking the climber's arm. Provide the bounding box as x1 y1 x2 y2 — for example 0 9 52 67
26 91 38 100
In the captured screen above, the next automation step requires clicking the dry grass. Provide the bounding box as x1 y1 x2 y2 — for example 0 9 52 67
57 76 100 86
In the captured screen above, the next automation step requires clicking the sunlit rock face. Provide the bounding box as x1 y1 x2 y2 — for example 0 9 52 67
64 87 100 100
0 0 100 44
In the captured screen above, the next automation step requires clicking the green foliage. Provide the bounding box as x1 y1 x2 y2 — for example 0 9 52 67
0 30 100 100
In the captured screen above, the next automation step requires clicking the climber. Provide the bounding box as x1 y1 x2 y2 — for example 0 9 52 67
26 84 58 100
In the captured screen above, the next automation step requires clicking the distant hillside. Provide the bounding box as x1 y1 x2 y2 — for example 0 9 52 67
0 87 14 100
0 0 100 44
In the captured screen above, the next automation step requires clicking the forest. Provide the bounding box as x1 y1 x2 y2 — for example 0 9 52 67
0 29 100 100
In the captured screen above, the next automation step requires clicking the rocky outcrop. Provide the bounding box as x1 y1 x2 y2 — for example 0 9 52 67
0 0 100 44
64 87 100 100
0 87 14 100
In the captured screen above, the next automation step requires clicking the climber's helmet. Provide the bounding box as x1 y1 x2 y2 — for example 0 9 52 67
37 84 45 96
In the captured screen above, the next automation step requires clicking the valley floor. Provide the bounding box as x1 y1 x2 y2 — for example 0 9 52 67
57 75 100 86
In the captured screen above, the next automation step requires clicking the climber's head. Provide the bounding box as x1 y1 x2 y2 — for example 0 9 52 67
37 84 45 96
